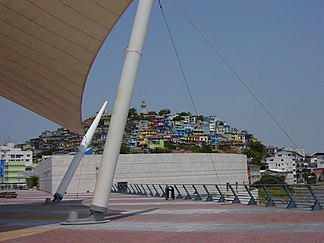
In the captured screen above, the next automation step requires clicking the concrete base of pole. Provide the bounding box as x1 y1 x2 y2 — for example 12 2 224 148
43 198 52 204
61 210 109 225
52 193 63 203
89 204 107 213
42 193 63 204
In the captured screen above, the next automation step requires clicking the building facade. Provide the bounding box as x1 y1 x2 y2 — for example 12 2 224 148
265 147 305 184
313 152 324 169
247 164 261 184
0 142 33 187
36 153 248 194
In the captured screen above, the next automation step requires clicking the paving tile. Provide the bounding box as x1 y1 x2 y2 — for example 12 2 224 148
0 190 323 242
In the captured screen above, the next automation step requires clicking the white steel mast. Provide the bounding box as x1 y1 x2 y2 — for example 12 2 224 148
53 101 107 202
62 0 154 224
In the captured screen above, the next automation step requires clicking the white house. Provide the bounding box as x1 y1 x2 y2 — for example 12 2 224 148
313 152 324 169
0 142 33 167
265 147 305 184
0 142 33 188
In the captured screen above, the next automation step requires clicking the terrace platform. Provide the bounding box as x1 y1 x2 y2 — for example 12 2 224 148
0 190 323 242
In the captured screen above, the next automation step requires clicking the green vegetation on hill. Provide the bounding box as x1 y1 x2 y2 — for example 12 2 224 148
243 141 267 168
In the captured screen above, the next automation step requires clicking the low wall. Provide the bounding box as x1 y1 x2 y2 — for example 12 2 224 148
35 153 248 194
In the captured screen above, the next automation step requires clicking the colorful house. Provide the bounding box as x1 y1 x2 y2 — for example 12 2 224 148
0 142 33 188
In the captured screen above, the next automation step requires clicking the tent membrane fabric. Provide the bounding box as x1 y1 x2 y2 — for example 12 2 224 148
0 0 132 134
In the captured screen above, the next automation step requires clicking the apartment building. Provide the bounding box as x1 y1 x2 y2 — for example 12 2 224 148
265 147 305 184
0 142 33 187
247 164 261 184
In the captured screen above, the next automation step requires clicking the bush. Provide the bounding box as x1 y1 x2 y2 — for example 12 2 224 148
253 175 286 185
27 175 38 188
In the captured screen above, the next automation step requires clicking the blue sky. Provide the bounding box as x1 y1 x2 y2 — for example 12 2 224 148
0 0 323 152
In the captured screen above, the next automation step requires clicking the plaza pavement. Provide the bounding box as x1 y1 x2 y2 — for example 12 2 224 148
0 190 323 243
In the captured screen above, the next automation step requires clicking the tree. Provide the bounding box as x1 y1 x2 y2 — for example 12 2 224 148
186 144 214 153
188 145 202 153
27 175 38 188
197 115 205 122
128 108 138 118
218 143 240 154
253 174 286 185
172 116 184 122
248 141 265 153
201 144 213 153
243 141 266 165
120 143 130 154
303 169 317 184
180 112 191 116
36 147 57 158
164 141 176 150
31 176 38 187
150 147 171 153
159 109 171 116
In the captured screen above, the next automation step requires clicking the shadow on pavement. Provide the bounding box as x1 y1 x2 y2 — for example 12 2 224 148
0 199 89 233
106 208 158 221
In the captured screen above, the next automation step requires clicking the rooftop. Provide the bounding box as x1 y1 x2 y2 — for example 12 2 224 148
1 190 323 242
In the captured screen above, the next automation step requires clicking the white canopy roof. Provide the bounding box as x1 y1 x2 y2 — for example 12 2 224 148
0 0 132 134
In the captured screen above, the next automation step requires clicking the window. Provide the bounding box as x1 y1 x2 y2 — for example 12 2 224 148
288 154 291 156
281 159 284 161
278 154 282 157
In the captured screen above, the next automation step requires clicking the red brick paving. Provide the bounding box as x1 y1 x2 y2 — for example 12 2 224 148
3 230 324 243
105 210 324 224
1 191 324 243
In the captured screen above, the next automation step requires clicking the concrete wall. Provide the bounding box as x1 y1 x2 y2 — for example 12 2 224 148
36 156 52 193
35 153 248 194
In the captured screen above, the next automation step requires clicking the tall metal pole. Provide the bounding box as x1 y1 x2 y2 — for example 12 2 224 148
53 101 107 202
90 0 154 217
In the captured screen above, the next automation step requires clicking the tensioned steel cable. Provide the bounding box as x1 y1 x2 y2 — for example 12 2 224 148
76 156 84 198
158 0 198 116
158 0 223 189
117 167 134 184
170 0 300 150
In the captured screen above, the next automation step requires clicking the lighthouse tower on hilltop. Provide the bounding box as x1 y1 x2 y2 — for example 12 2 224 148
140 100 148 115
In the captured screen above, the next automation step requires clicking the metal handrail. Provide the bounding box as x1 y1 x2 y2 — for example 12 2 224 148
112 182 323 211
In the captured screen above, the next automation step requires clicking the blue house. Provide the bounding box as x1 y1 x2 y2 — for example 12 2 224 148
127 136 137 148
208 134 219 145
172 123 193 137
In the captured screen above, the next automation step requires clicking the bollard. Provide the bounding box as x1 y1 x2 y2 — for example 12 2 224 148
67 210 79 222
165 186 175 200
